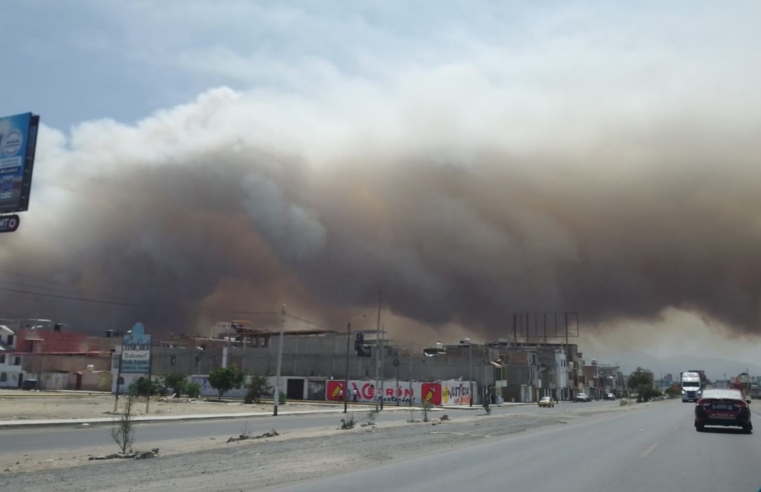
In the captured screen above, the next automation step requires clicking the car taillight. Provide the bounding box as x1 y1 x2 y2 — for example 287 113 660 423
734 400 747 408
697 399 712 406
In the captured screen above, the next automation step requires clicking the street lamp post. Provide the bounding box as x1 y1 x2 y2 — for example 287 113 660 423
468 342 473 407
273 305 286 416
344 322 351 414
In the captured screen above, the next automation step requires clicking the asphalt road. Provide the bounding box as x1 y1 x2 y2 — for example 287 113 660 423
0 400 609 455
273 400 761 492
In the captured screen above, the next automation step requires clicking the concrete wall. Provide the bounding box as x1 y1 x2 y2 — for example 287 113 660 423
143 343 495 389
40 372 69 390
22 354 111 374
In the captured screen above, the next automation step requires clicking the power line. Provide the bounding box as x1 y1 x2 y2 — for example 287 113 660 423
0 286 278 317
285 313 327 329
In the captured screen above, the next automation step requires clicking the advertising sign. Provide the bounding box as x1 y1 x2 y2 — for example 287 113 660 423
325 380 476 406
0 214 20 233
121 323 152 374
0 113 40 214
441 381 472 406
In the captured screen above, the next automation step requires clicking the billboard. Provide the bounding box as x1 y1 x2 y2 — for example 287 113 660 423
121 323 152 374
325 380 476 406
0 112 40 214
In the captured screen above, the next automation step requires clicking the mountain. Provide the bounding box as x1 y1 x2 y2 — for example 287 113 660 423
588 349 761 381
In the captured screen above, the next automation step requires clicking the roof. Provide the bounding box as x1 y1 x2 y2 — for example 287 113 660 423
702 389 744 400
0 325 14 335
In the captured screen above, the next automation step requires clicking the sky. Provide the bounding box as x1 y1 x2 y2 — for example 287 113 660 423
2 0 761 368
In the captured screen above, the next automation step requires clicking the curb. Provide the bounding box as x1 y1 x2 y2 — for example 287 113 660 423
0 407 413 429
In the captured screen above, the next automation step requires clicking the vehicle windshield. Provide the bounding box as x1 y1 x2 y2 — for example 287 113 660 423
683 382 700 388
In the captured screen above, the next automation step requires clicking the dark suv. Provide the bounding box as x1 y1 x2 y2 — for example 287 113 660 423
695 388 752 433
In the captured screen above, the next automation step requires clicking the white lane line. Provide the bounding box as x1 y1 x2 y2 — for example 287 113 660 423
640 443 659 458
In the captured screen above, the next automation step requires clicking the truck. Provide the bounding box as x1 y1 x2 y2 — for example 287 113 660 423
681 371 702 402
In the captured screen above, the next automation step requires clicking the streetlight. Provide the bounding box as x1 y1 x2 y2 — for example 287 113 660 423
273 305 286 416
345 314 367 413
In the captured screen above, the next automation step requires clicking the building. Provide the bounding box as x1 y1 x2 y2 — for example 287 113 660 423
0 326 23 388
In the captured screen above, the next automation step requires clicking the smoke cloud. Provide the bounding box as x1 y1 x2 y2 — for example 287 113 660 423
3 2 761 339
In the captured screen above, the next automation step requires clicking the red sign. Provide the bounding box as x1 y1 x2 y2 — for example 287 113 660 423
421 383 442 405
326 381 346 400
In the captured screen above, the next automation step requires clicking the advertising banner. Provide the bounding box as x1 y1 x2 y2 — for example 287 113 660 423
0 112 39 214
121 323 151 374
326 380 476 406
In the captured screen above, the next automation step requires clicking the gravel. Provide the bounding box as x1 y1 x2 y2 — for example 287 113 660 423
2 413 564 491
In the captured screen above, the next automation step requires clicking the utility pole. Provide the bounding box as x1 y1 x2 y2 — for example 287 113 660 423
408 339 413 407
273 305 286 416
374 289 382 411
344 322 351 414
380 324 385 410
113 347 123 412
468 341 473 407
145 342 153 414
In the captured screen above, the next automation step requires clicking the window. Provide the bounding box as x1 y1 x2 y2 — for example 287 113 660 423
13 357 21 366
0 355 4 364
0 373 6 383
6 335 13 346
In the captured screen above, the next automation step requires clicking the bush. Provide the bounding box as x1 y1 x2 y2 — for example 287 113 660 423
164 373 187 397
341 414 355 429
186 381 202 399
111 394 136 454
278 391 287 405
244 375 271 404
130 377 165 397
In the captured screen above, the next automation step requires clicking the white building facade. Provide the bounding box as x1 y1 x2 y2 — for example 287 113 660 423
0 326 24 388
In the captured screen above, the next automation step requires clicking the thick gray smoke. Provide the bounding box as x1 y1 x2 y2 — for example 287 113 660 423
4 34 761 337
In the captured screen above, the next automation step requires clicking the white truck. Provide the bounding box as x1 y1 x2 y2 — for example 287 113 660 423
681 371 702 402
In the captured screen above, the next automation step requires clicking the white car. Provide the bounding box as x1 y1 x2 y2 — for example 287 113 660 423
575 392 591 402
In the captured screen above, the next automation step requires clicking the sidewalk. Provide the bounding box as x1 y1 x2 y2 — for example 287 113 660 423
440 402 534 410
0 406 412 429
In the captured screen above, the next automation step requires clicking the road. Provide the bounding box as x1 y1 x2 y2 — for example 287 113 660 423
0 400 585 455
273 400 761 492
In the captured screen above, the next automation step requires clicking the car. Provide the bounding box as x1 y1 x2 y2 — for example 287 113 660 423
575 392 590 402
694 388 753 433
604 393 616 401
538 396 555 408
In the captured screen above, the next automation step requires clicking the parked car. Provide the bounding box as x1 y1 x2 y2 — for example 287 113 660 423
575 392 590 402
604 393 616 401
538 396 555 408
695 388 752 433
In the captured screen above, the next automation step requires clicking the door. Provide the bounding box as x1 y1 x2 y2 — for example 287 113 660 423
286 378 305 400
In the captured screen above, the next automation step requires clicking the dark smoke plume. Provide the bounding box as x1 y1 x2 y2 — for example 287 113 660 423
2 76 761 339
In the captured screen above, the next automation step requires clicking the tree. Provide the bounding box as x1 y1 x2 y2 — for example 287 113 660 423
244 375 271 404
130 376 165 397
207 365 245 401
111 394 136 454
164 373 187 397
627 368 662 402
665 383 682 399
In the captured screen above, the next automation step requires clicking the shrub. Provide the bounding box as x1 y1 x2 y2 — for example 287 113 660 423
164 373 187 397
186 381 202 399
244 375 271 404
130 377 165 397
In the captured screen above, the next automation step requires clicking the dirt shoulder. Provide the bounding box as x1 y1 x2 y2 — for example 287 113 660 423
0 393 338 420
1 410 592 491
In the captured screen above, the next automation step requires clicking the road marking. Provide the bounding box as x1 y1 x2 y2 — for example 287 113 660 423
640 443 659 458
